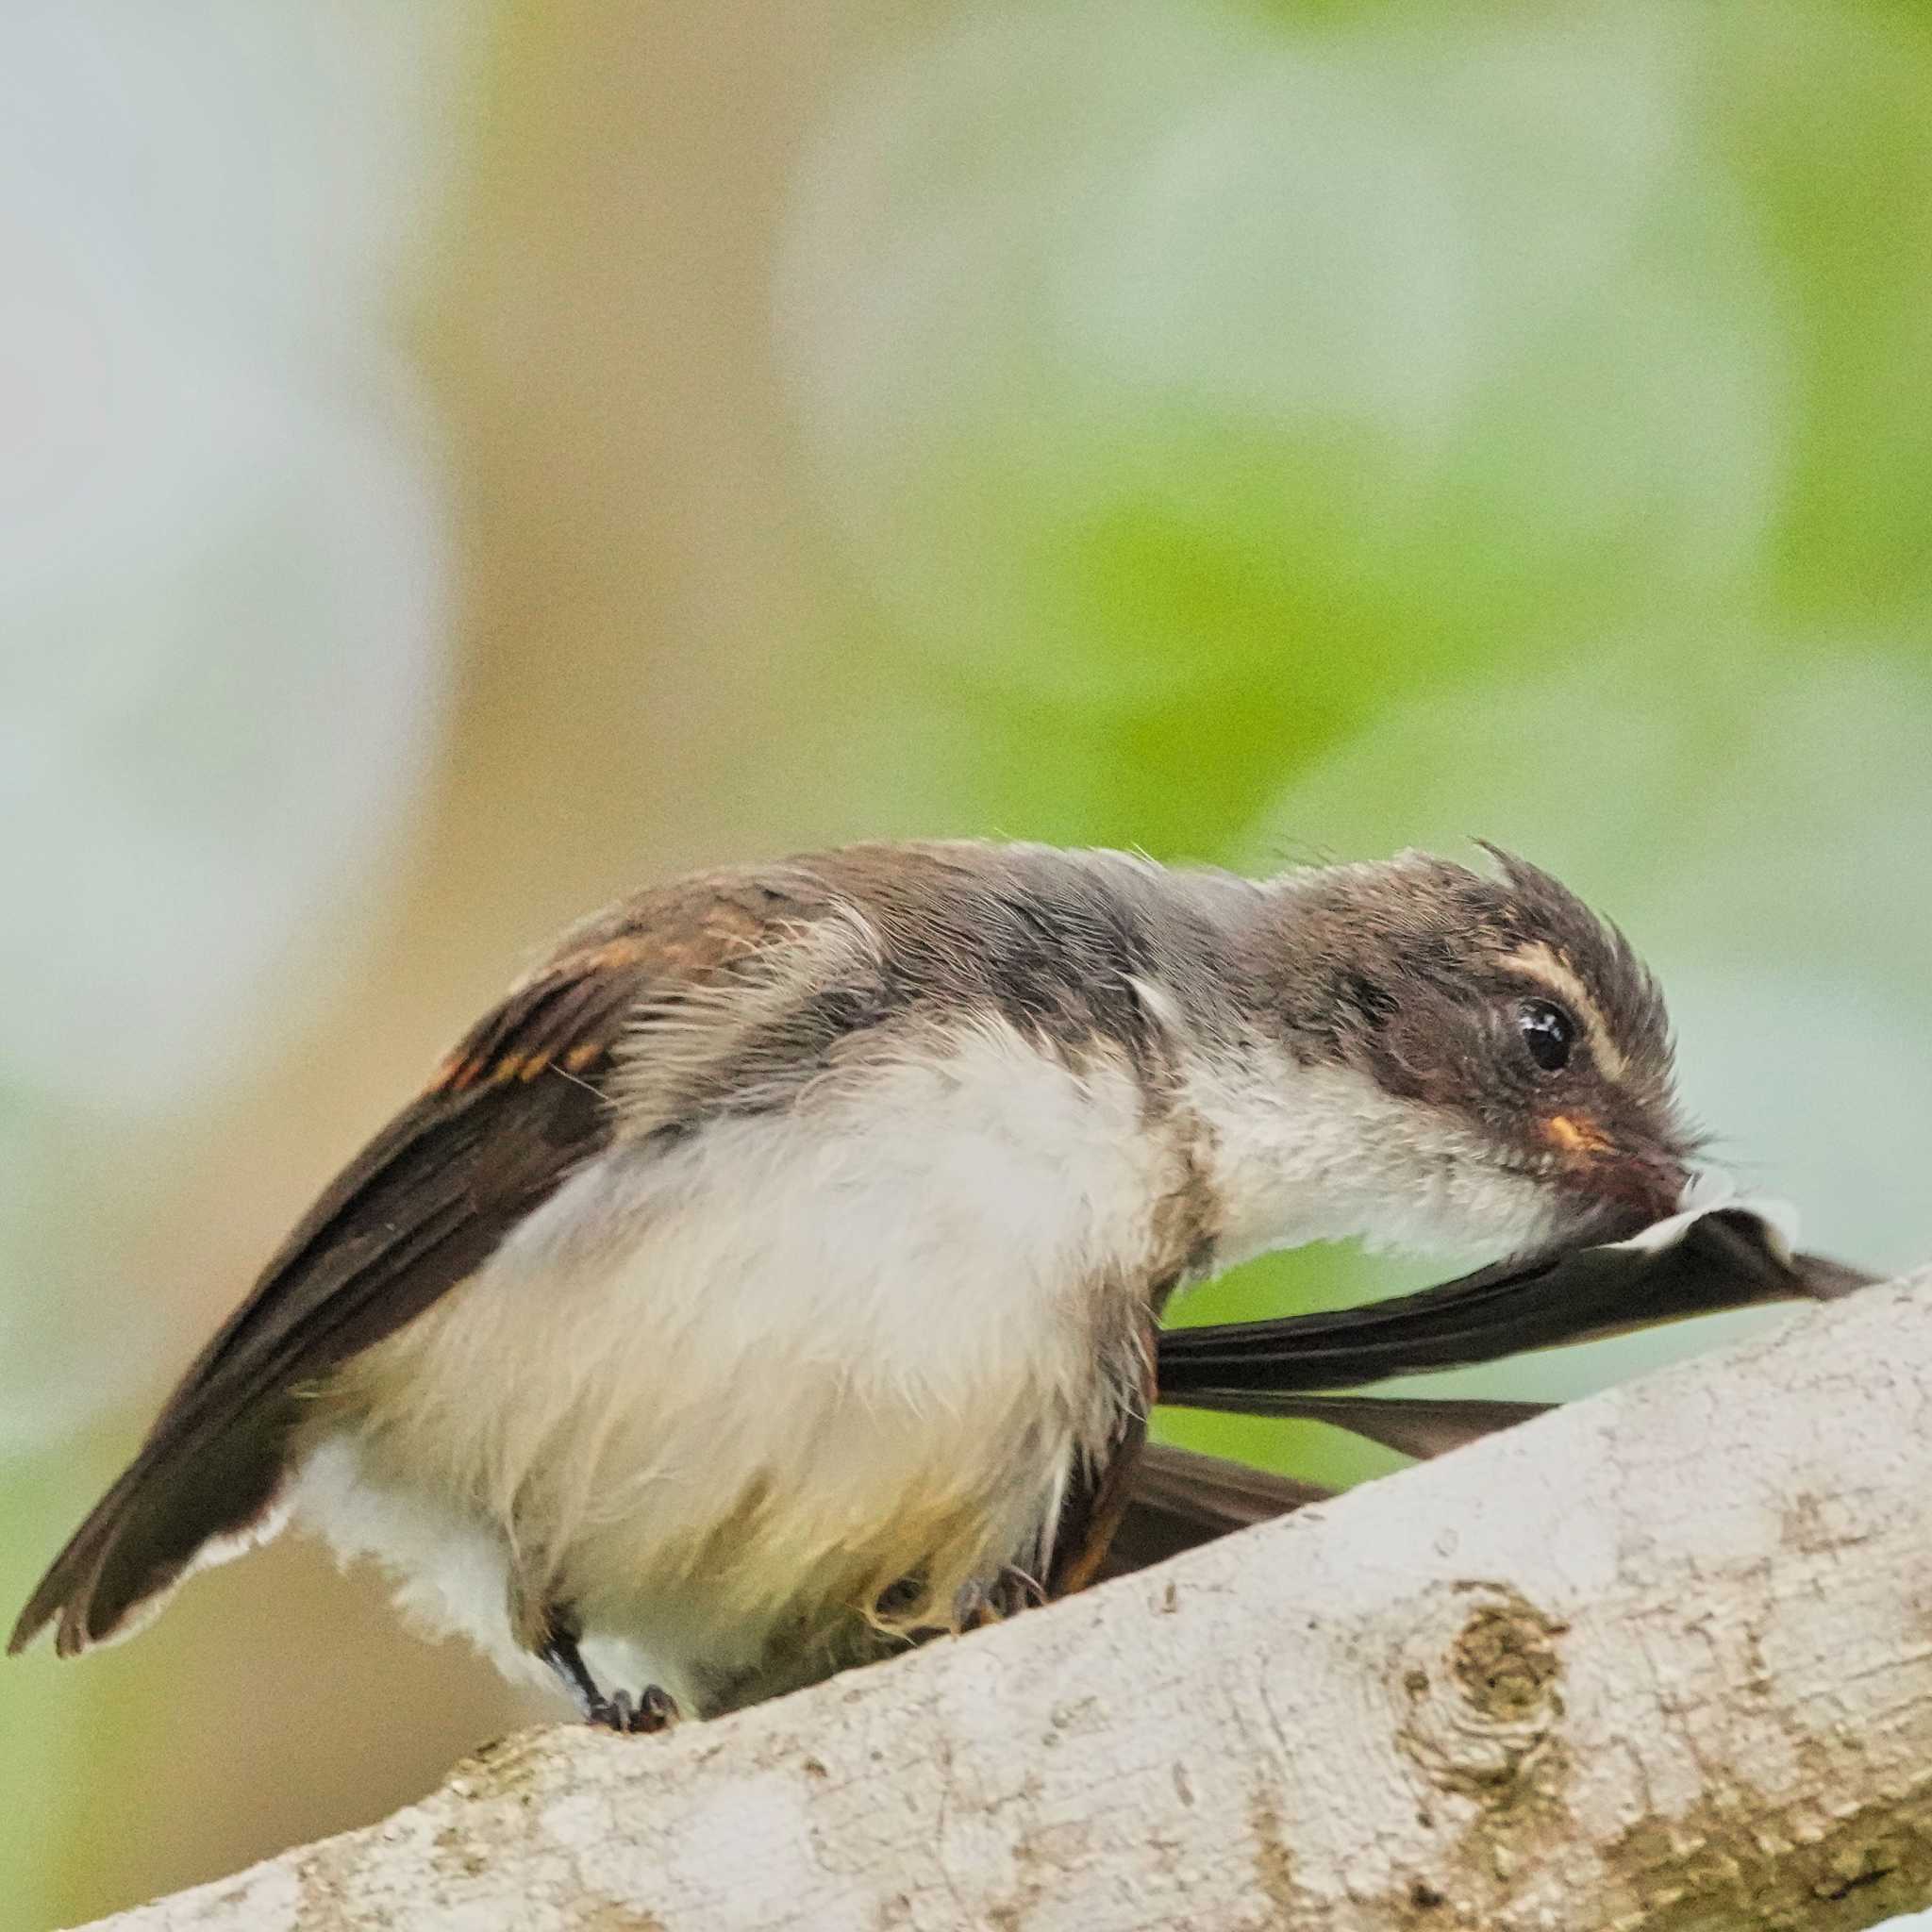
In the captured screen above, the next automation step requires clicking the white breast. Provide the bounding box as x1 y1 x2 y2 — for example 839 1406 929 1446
295 1018 1178 1714
1184 1044 1564 1267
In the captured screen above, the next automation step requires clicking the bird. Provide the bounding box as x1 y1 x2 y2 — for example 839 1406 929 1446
9 839 1696 1730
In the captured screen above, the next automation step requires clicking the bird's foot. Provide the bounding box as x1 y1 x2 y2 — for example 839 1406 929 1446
955 1565 1046 1629
586 1684 680 1736
537 1614 680 1736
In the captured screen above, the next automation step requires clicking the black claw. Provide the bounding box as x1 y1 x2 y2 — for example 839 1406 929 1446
632 1685 679 1733
587 1686 679 1735
956 1565 1047 1629
584 1690 628 1732
537 1611 680 1735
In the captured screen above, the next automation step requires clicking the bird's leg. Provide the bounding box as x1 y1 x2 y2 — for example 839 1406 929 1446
534 1605 680 1735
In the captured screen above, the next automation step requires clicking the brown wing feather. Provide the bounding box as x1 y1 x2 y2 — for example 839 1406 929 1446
9 877 811 1657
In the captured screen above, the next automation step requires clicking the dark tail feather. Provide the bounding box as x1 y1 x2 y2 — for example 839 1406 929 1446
1108 1394 1555 1582
1158 1391 1548 1458
1157 1207 1871 1403
14 1190 505 1658
8 1403 291 1657
1105 1443 1332 1579
1105 1391 1544 1581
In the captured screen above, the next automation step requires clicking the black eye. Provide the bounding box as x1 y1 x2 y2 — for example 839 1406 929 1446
1516 999 1575 1073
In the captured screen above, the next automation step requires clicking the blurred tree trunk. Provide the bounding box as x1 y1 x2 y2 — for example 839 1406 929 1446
83 1273 1932 1931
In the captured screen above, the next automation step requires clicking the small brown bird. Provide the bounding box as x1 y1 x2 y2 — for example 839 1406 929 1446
10 841 1693 1728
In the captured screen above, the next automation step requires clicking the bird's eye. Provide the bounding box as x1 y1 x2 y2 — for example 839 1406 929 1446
1516 998 1575 1073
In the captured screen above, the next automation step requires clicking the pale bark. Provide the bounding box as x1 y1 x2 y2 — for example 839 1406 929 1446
83 1270 1932 1932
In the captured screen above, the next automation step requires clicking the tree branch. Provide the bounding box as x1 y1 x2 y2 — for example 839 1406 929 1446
87 1269 1932 1931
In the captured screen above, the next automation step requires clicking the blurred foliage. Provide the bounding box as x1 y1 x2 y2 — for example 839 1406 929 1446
6 1 1932 1926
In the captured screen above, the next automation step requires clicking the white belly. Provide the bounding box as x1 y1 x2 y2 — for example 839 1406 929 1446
293 1021 1178 1714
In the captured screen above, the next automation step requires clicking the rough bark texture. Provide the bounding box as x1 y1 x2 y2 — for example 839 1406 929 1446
82 1271 1932 1932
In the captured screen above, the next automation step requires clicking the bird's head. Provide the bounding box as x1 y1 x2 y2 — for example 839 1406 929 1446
1239 844 1695 1260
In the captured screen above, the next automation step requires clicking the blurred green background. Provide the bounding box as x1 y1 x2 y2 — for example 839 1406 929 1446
5 3 1932 1925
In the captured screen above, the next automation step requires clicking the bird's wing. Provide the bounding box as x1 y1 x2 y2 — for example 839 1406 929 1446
10 869 866 1657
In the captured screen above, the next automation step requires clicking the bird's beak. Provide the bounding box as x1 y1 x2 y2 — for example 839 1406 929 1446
1542 1112 1690 1241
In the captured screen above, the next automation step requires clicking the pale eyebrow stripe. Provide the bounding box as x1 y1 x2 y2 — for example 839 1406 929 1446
1500 942 1628 1082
